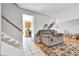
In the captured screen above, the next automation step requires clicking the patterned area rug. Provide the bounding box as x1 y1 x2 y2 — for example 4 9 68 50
37 43 79 56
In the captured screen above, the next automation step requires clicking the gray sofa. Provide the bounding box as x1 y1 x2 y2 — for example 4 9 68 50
35 30 64 46
41 34 63 46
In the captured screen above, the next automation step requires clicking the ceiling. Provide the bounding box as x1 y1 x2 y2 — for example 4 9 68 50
17 3 79 17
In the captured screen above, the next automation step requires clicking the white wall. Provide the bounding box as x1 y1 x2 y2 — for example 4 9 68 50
34 14 54 34
54 4 79 23
52 5 79 34
56 19 79 34
2 18 21 41
0 3 1 55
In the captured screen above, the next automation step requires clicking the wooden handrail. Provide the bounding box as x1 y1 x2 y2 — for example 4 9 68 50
2 16 22 31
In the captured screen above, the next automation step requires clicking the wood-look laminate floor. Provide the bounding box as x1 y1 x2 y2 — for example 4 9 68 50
36 42 79 56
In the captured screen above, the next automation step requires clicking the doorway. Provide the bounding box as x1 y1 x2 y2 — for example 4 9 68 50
22 14 34 48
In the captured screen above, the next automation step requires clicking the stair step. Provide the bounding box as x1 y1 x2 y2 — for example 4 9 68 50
7 41 15 45
2 36 10 42
1 32 22 48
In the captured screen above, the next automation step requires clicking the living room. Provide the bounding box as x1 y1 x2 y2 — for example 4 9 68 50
1 3 79 56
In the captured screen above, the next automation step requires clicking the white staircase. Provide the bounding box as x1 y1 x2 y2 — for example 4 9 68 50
1 32 25 56
1 32 22 48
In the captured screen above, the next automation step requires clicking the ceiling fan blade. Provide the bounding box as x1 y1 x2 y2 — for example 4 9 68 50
47 22 55 30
